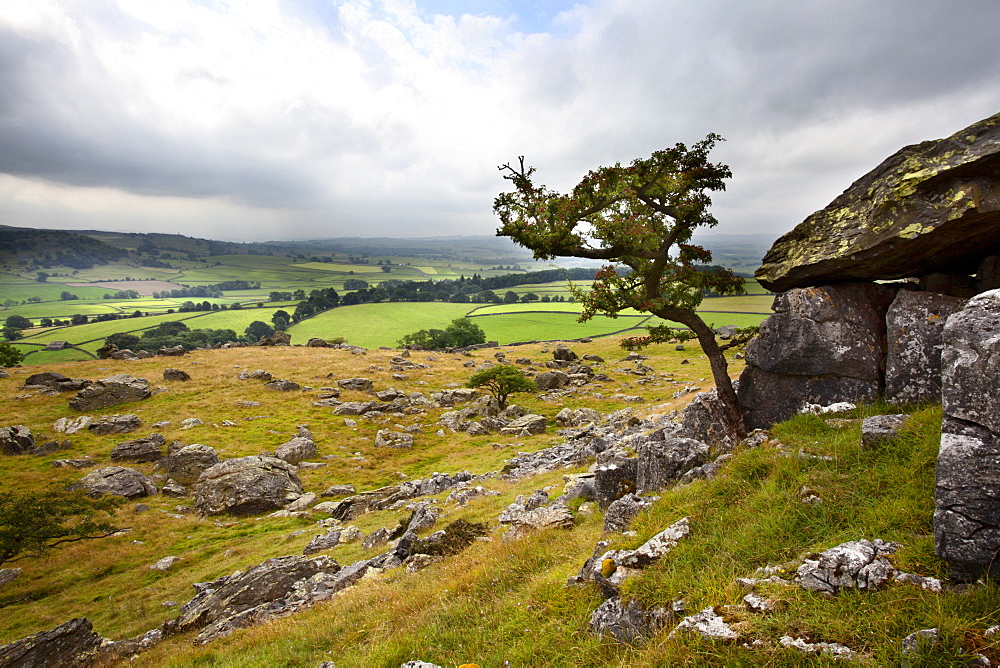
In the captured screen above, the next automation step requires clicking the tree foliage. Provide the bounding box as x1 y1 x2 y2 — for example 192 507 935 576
0 341 23 367
494 134 747 436
398 317 486 349
0 484 124 567
465 364 536 410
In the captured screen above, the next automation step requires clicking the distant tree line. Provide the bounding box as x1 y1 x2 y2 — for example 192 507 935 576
105 321 244 352
151 281 259 299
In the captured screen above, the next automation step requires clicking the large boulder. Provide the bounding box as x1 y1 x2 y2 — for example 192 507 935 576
154 444 220 485
935 289 1000 580
884 289 967 404
0 617 104 667
737 283 895 430
756 112 1000 292
274 427 316 464
69 374 151 411
110 433 166 463
636 437 710 494
23 372 91 392
88 414 142 435
78 466 157 499
193 456 303 516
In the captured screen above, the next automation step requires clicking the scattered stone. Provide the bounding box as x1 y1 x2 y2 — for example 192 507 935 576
89 414 142 435
589 597 673 645
154 444 220 485
374 430 414 449
78 466 157 499
498 496 573 541
0 568 23 589
901 628 939 656
275 427 317 465
163 368 191 382
499 414 547 436
603 494 658 533
303 529 341 555
593 460 638 510
237 369 272 381
150 556 181 571
53 415 93 434
796 539 900 594
110 433 166 463
669 607 738 640
52 458 95 469
860 414 910 448
193 456 304 516
161 480 188 497
535 371 569 391
0 425 34 455
337 377 374 393
157 345 187 357
69 374 151 411
637 437 710 493
264 379 300 392
778 635 859 660
800 402 856 415
321 484 356 498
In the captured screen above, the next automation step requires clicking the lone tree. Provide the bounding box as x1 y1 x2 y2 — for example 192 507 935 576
0 483 123 568
466 364 536 410
494 134 748 438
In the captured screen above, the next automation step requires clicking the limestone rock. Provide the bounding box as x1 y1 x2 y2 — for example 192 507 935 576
154 444 220 485
884 290 966 404
163 368 191 381
303 529 340 555
264 379 300 392
320 484 355 498
0 568 23 589
374 430 414 449
237 369 272 381
0 425 34 455
275 429 317 465
603 494 658 533
193 456 303 516
110 433 166 463
593 460 638 510
935 290 1000 580
756 112 1000 292
860 414 909 448
150 556 181 571
0 617 104 667
88 413 142 435
258 331 291 346
795 539 899 594
337 377 374 393
669 607 738 640
636 437 710 493
535 371 569 391
23 372 91 392
499 414 547 436
69 374 151 411
498 498 573 541
738 283 895 430
589 598 673 645
78 466 157 499
53 416 92 434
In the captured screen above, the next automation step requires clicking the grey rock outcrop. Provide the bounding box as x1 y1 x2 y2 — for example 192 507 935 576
374 430 414 449
162 368 191 381
110 433 166 463
69 374 151 411
756 112 1000 292
860 414 909 448
499 413 547 436
78 466 157 499
337 377 374 393
884 290 966 403
264 379 300 392
23 372 91 392
0 425 34 455
589 598 673 645
154 444 220 485
636 437 710 493
0 617 104 667
193 456 303 516
88 414 142 435
535 371 569 391
738 283 895 430
935 289 1000 580
274 427 316 465
603 494 658 533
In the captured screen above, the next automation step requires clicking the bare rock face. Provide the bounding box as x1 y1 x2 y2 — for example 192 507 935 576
163 368 191 382
337 377 374 393
154 444 220 485
884 289 967 404
737 283 896 430
373 430 413 449
193 456 303 516
756 112 1000 292
795 539 899 594
589 598 673 645
23 372 91 392
88 414 142 436
0 617 104 667
78 466 158 499
935 289 1000 580
274 427 317 464
69 374 151 412
860 415 909 448
636 437 710 494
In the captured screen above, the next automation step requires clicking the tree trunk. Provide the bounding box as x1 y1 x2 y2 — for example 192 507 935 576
654 306 747 441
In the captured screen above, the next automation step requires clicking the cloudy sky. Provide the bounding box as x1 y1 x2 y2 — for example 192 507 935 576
2 0 999 243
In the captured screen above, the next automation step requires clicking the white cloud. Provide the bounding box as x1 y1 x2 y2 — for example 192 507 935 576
1 0 999 241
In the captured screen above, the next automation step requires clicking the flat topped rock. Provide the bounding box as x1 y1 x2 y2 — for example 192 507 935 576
757 112 1000 292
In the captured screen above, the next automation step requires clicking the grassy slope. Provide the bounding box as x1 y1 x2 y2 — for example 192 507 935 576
1 338 996 666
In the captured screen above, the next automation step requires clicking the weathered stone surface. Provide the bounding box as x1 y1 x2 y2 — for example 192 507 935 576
303 529 340 555
53 416 93 434
374 430 414 449
237 369 272 381
885 290 966 404
636 437 710 493
860 414 909 448
193 456 303 516
669 607 738 640
555 407 600 427
163 368 191 381
150 556 181 571
593 459 638 510
756 112 1000 292
0 425 34 455
23 372 91 392
935 290 1000 580
498 497 573 541
274 427 316 465
738 283 895 430
69 374 151 411
675 390 739 450
603 494 658 533
337 377 374 393
589 598 673 645
165 554 340 643
405 502 441 534
157 345 186 357
0 617 104 667
110 433 166 463
330 472 473 521
154 444 220 485
795 539 899 594
332 401 381 416
78 466 157 499
321 484 355 498
0 568 23 589
499 414 546 436
552 345 578 362
264 379 300 392
258 331 291 346
88 413 142 435
534 371 569 391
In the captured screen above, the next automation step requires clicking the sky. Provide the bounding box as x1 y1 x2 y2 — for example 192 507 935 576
2 0 999 243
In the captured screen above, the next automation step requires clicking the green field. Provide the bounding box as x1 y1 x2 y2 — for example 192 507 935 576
287 302 473 348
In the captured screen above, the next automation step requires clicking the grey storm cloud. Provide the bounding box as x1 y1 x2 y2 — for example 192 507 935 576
1 0 999 240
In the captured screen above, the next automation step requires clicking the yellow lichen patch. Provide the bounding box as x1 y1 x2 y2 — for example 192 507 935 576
897 223 934 239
